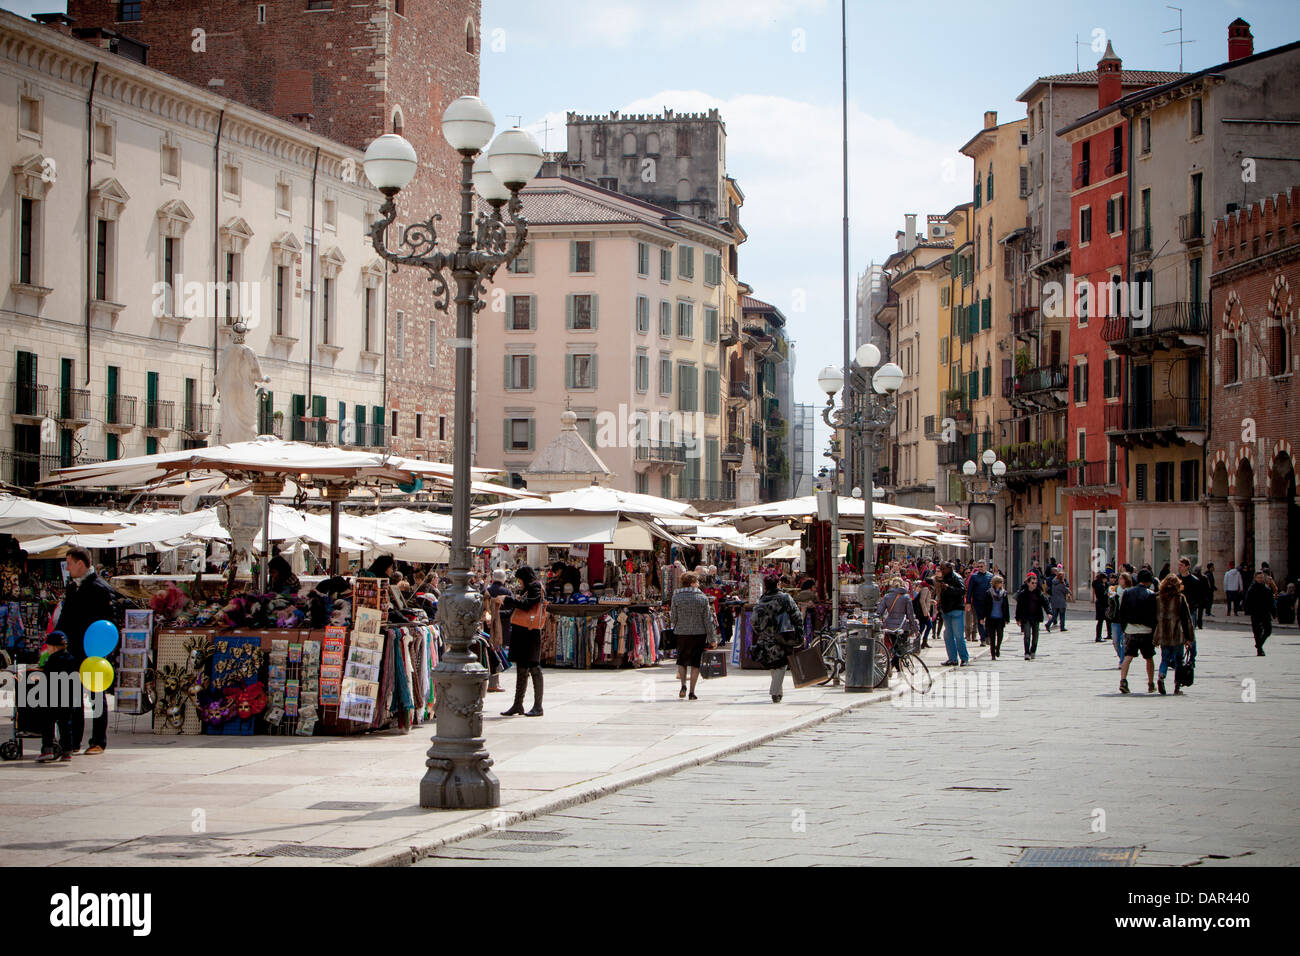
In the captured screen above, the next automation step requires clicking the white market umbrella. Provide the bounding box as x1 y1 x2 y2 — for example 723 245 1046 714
0 494 126 536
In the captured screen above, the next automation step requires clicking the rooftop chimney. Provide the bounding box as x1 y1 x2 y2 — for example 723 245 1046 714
32 12 75 35
1228 18 1254 61
984 110 998 130
904 213 918 251
1098 40 1123 109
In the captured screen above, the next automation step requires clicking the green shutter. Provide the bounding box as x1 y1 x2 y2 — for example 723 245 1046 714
528 355 537 390
565 294 574 330
569 241 577 272
565 354 574 389
528 418 536 450
528 295 537 330
590 295 598 330
503 418 511 452
504 353 513 388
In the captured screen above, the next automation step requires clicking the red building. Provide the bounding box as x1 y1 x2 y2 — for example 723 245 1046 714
1206 186 1300 581
1058 43 1132 578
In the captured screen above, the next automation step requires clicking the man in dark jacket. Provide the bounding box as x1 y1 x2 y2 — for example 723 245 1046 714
1117 568 1158 693
936 562 968 666
1014 572 1048 660
1177 558 1206 628
57 547 117 754
1243 570 1275 656
37 631 79 762
966 560 993 647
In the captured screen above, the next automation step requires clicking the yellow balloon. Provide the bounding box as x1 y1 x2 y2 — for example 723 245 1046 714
79 657 115 693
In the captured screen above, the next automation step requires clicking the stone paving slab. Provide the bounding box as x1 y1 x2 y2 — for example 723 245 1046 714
0 647 903 866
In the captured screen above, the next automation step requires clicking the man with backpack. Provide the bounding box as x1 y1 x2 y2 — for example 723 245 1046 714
55 547 119 755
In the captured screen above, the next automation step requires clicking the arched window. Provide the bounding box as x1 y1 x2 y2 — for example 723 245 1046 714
1269 305 1289 376
988 218 993 266
391 106 404 136
987 162 994 200
974 173 982 208
975 227 981 269
1224 333 1240 384
465 19 477 54
646 132 660 154
676 179 691 203
622 132 637 156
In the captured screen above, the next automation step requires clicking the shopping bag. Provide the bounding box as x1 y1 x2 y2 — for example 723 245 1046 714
1175 646 1195 687
787 645 828 688
700 648 727 679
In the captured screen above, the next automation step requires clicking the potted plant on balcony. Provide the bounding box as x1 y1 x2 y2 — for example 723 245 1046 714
1014 348 1031 376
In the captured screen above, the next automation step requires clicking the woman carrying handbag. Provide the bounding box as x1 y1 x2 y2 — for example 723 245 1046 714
501 565 546 717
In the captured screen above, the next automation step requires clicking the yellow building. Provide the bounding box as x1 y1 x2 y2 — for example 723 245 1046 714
933 201 974 527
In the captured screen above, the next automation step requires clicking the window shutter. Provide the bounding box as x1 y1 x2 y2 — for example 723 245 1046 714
528 355 536 391
565 354 574 389
591 355 598 388
528 418 536 450
503 419 511 452
569 241 577 272
566 294 574 330
506 295 515 329
504 354 512 389
588 242 595 273
591 295 599 329
529 295 538 330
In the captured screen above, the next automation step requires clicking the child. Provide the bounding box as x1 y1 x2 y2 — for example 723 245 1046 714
37 631 79 764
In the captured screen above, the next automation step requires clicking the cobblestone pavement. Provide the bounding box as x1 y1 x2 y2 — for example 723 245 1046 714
416 618 1300 866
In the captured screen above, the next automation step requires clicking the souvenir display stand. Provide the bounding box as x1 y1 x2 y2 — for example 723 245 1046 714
541 602 666 669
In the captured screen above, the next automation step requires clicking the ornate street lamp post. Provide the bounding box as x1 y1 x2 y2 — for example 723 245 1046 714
818 343 903 624
364 97 542 809
960 448 1007 567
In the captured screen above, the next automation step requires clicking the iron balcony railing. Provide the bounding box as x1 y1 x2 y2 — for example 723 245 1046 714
302 419 335 445
937 442 968 466
360 423 387 448
145 399 175 431
1003 439 1068 474
681 478 736 502
1101 302 1208 345
1104 146 1122 177
945 396 970 422
13 382 48 418
1068 460 1113 489
182 403 213 435
634 442 688 465
728 380 752 400
57 388 91 421
1104 398 1208 433
105 393 137 427
721 439 745 461
2 449 62 487
1130 228 1152 256
1008 365 1069 397
1073 159 1090 189
1179 211 1204 243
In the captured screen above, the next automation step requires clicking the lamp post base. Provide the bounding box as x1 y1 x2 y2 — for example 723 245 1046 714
419 582 500 810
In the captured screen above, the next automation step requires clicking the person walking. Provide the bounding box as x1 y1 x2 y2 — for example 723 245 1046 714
1014 571 1048 660
936 562 968 666
1109 571 1132 666
1153 574 1196 696
1045 568 1072 632
669 571 717 701
1117 568 1158 694
1203 562 1217 618
915 576 935 648
55 546 118 755
966 560 993 647
1092 570 1111 643
1243 570 1275 657
1223 563 1243 616
980 574 1010 660
1177 559 1204 629
1277 582 1297 628
752 575 804 703
485 569 512 693
500 566 545 717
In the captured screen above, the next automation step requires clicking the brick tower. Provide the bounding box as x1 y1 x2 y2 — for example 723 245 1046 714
66 0 482 460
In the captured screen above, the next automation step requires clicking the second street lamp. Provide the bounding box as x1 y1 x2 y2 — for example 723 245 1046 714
364 96 542 810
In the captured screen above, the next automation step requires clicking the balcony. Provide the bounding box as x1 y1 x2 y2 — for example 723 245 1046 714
1000 439 1068 488
1104 146 1122 177
1073 159 1090 189
144 399 175 433
181 402 213 437
2 449 62 487
1101 302 1208 355
258 412 283 439
923 414 941 441
11 383 48 421
104 394 137 430
1011 306 1041 338
720 320 740 346
1065 460 1118 494
1130 228 1152 258
682 478 737 504
1178 211 1204 245
56 388 91 425
937 442 969 467
301 418 335 445
360 422 387 448
1104 398 1208 447
944 396 970 423
1006 365 1069 409
634 442 688 466
728 379 752 403
721 439 745 462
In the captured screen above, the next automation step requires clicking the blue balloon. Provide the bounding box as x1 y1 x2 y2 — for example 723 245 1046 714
84 619 120 658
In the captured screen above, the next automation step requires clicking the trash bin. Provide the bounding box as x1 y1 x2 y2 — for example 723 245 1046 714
844 622 887 692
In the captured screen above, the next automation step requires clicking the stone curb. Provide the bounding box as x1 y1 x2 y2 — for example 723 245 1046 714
342 679 905 867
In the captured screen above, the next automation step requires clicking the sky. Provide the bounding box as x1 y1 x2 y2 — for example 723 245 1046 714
7 0 1300 451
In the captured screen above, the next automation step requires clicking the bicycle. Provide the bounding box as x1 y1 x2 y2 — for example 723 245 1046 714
880 628 933 694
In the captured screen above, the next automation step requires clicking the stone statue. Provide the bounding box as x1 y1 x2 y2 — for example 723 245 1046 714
216 321 270 444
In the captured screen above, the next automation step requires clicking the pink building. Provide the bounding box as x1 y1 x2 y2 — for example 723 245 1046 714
477 177 732 497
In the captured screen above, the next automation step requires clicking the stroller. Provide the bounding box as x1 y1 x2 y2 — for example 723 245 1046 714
0 656 62 761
